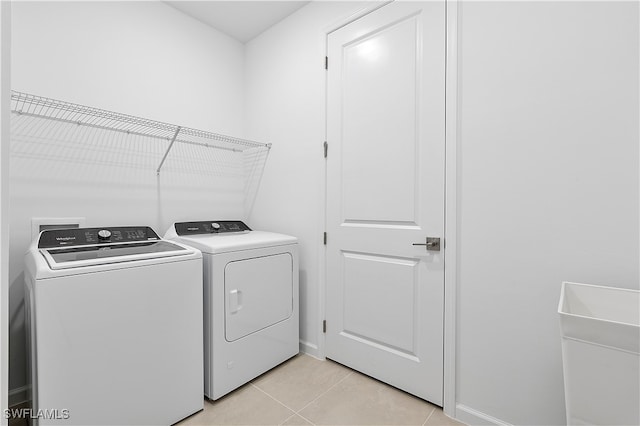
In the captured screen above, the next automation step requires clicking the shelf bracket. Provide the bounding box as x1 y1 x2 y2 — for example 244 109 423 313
156 126 182 175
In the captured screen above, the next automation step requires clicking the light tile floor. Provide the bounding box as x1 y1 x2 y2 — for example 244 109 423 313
179 354 465 426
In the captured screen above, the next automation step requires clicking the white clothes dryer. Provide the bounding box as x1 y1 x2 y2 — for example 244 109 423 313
165 221 299 400
24 226 203 425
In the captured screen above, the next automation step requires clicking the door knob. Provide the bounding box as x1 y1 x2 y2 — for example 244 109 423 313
412 237 441 251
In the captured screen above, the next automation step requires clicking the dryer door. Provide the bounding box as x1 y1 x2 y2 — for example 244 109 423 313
224 253 293 342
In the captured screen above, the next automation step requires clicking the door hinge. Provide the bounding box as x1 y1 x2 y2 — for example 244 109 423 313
323 232 327 245
323 320 327 333
323 141 328 158
325 56 328 70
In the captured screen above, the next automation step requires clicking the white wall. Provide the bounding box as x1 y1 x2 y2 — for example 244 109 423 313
244 1 375 356
12 1 244 134
455 1 639 425
9 1 247 402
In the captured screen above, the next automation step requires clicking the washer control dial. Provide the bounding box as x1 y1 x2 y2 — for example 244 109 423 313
98 229 112 240
211 222 221 232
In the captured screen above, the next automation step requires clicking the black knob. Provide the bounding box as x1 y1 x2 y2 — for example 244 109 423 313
98 229 112 240
211 223 221 233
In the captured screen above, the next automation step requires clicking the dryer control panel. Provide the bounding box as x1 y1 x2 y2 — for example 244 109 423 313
175 221 252 235
38 226 161 248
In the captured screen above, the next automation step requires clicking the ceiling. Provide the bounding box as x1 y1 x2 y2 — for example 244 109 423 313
166 1 311 43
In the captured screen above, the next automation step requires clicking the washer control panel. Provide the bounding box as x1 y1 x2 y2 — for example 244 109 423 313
175 221 251 236
38 226 160 248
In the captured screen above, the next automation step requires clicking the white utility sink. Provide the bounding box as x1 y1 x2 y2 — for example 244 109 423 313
559 281 639 426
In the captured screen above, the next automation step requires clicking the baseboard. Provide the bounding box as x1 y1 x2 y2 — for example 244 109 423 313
8 385 30 407
299 340 320 359
455 404 512 426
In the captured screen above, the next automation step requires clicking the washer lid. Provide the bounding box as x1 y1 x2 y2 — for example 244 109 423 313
41 240 190 270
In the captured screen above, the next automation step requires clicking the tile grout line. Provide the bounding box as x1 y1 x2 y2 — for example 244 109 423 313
250 382 300 416
421 406 437 426
294 413 316 426
250 382 319 425
293 369 355 420
252 365 355 426
278 412 299 426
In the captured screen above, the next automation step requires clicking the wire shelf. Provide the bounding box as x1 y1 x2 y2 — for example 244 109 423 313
10 90 271 174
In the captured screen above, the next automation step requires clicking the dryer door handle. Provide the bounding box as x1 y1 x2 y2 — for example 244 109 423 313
229 289 243 314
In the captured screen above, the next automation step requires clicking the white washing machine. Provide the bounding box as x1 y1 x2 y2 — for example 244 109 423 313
24 226 204 425
165 220 299 400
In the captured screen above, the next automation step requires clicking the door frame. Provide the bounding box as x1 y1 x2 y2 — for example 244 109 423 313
318 0 460 418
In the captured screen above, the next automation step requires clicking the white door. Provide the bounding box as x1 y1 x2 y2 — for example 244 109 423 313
325 1 445 405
